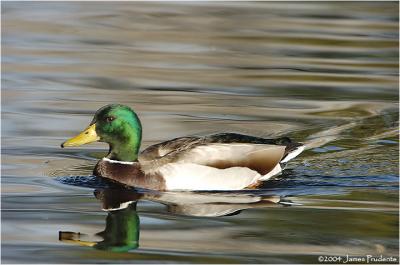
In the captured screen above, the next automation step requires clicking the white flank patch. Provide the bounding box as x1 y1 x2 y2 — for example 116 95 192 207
160 163 261 191
280 146 305 163
102 157 135 165
259 163 282 181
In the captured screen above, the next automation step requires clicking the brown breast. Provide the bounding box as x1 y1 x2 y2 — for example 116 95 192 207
93 159 166 190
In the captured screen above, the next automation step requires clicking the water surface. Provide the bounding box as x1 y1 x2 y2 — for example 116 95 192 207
1 2 399 263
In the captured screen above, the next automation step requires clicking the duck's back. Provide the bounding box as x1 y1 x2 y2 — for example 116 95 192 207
140 133 301 161
138 133 304 191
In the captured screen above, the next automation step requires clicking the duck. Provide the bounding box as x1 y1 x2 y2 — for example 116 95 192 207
61 104 304 191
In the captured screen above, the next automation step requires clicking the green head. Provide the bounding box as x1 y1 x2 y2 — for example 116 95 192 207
61 104 142 162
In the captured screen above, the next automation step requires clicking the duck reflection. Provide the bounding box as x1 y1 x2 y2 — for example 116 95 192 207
59 188 291 252
59 205 140 252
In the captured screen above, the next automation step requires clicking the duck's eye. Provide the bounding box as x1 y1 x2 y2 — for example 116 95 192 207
105 116 115 123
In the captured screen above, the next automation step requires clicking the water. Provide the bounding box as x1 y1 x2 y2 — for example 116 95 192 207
1 2 399 263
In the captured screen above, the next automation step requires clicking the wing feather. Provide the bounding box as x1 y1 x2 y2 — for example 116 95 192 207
139 136 201 162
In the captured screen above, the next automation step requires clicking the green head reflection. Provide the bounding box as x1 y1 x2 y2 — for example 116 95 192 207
59 189 142 253
94 203 139 252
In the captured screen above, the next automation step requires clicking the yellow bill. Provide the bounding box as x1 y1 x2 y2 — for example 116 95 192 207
61 124 100 148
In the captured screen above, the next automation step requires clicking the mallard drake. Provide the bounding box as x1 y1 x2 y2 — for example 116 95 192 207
61 104 304 191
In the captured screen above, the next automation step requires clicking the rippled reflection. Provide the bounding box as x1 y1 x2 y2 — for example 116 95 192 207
59 187 290 252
